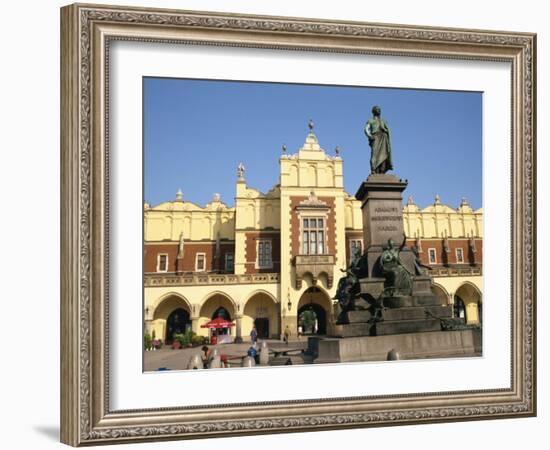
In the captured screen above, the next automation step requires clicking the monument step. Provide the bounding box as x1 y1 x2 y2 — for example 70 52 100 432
310 329 482 363
332 322 372 338
384 295 443 308
383 305 452 321
341 310 374 323
337 305 452 326
373 318 442 336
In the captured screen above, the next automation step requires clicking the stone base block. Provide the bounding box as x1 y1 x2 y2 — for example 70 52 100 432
334 306 452 336
353 296 376 310
341 310 374 323
309 329 482 364
383 305 452 321
359 278 385 298
333 322 372 337
373 318 442 335
384 295 442 308
412 276 433 295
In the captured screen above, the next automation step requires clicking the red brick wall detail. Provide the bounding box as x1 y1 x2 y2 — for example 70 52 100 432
244 232 281 274
405 238 483 266
144 242 236 273
289 196 336 258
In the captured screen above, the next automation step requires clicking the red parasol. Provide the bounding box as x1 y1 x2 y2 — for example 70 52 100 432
201 317 235 329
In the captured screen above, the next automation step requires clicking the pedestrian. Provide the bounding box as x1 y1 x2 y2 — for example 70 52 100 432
283 325 291 345
250 325 258 348
247 346 258 364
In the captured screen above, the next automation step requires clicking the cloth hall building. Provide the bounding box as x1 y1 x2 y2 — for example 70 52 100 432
144 129 483 344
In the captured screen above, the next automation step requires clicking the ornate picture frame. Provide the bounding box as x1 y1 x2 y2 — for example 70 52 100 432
60 3 536 446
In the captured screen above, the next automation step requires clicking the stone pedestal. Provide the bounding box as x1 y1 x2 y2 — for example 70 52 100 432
356 174 408 245
259 341 270 365
355 174 418 280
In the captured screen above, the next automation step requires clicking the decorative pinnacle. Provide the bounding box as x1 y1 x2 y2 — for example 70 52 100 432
308 119 314 131
237 162 245 181
282 144 287 154
335 146 340 156
175 188 183 201
434 194 441 204
461 197 469 206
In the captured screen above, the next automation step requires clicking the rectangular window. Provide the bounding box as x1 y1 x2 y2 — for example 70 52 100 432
349 239 363 259
225 253 234 272
455 247 464 263
428 248 437 264
302 217 327 255
257 240 272 268
195 253 206 272
157 254 168 272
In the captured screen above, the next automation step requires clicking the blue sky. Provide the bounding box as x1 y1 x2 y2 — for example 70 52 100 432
144 78 482 209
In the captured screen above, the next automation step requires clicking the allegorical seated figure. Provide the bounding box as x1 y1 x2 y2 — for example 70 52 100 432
333 247 362 312
379 238 413 297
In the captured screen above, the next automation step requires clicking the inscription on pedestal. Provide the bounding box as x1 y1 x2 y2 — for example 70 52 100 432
356 174 408 248
364 200 405 247
371 206 401 232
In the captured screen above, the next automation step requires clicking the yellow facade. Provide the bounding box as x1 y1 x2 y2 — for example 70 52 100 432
144 129 483 342
278 132 346 336
145 193 235 242
403 196 483 239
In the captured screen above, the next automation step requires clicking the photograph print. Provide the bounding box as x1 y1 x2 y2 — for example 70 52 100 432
142 78 483 371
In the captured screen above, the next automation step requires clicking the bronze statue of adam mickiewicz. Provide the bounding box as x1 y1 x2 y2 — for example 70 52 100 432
365 105 393 174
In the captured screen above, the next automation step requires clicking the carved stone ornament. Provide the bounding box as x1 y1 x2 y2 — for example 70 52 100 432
61 3 535 446
297 191 329 209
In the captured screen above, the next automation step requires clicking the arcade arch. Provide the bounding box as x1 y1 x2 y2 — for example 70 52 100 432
297 286 334 336
198 292 237 337
431 283 450 305
454 282 482 324
150 293 192 343
243 290 280 340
